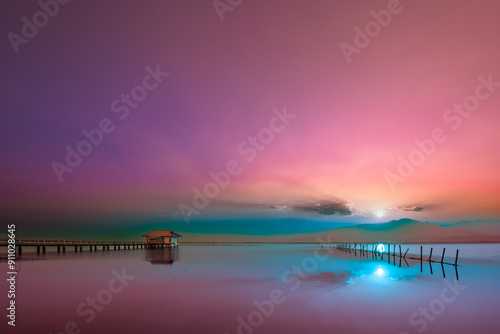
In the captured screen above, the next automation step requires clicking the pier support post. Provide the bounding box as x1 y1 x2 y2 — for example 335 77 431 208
18 245 22 256
63 245 66 253
420 246 423 272
37 246 40 254
80 245 82 252
75 246 77 252
43 245 46 253
58 245 61 253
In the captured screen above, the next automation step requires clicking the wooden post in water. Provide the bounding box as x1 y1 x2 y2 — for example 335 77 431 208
429 247 433 262
37 246 40 254
403 248 409 259
399 245 402 258
420 246 423 272
441 248 446 264
455 249 459 266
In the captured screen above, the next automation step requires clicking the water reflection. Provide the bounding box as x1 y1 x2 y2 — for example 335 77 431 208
145 247 178 265
328 245 461 280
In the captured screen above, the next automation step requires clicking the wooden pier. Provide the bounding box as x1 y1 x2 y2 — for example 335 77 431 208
330 243 461 280
332 243 459 266
0 239 178 255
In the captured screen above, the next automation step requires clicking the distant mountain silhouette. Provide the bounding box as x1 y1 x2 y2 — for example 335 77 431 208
288 218 500 243
349 218 418 231
449 220 500 235
156 218 500 243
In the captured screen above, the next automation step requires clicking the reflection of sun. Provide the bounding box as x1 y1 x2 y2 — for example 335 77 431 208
376 268 384 276
375 210 384 218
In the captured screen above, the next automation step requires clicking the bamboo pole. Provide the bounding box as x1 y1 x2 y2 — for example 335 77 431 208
455 249 459 266
429 247 433 262
420 246 423 272
388 244 390 264
441 248 446 264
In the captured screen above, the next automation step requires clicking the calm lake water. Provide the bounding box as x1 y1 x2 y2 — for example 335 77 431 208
2 244 500 334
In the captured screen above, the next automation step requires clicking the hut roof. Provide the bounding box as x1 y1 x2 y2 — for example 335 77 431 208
141 230 182 237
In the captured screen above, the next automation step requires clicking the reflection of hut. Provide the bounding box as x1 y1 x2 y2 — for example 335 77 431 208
145 247 178 265
141 230 182 246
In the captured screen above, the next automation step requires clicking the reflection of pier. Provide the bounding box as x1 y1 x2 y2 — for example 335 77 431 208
145 247 178 265
329 243 461 280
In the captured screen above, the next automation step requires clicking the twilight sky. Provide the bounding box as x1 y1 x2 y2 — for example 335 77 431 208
1 0 500 236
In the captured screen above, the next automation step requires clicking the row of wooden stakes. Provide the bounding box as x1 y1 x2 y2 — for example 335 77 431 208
332 243 460 266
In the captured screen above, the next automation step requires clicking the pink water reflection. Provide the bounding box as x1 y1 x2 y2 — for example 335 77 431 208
1 245 499 334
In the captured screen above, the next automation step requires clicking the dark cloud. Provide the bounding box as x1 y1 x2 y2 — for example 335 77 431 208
292 201 352 216
389 205 424 212
215 199 355 216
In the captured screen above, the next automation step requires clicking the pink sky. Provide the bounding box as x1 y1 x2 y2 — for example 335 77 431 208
1 0 500 233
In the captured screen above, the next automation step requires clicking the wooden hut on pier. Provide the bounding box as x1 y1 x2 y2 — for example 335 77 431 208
141 230 182 246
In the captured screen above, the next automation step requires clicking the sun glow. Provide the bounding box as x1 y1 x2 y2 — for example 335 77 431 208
375 210 385 218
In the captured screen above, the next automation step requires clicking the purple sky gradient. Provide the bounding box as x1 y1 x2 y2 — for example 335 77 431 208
1 0 500 236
